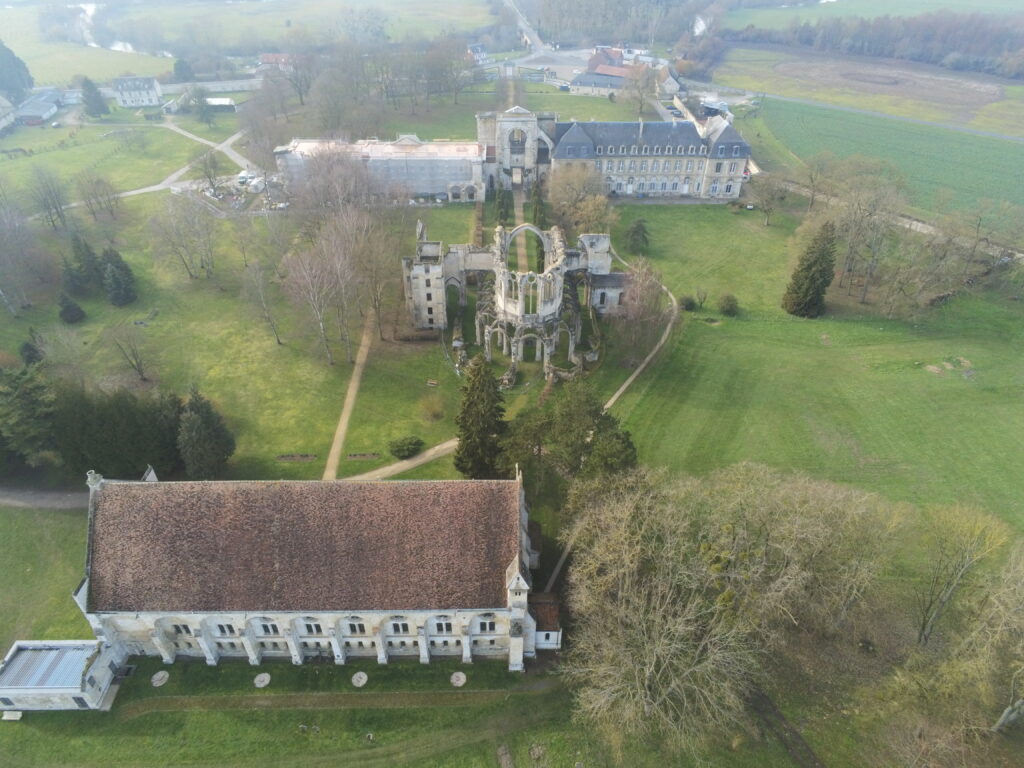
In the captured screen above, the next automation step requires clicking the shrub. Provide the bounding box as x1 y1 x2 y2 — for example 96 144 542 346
19 340 42 365
389 435 425 460
718 293 739 317
680 295 697 311
58 293 86 324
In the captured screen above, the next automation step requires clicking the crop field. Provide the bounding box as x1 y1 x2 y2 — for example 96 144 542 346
724 0 1024 30
0 6 170 86
0 125 200 195
607 204 1024 528
753 99 1024 211
714 47 1024 139
108 0 496 48
0 194 353 481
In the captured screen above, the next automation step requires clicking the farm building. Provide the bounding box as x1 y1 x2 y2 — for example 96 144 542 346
14 90 61 126
0 641 121 713
113 76 162 108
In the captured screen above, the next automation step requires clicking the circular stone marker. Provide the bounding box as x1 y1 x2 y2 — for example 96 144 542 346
351 671 368 688
254 673 271 688
450 671 467 688
151 671 169 687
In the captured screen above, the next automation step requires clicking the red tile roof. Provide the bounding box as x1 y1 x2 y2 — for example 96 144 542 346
87 480 522 613
528 592 561 631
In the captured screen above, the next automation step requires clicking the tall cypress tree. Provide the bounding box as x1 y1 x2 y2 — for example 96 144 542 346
782 221 837 318
454 355 506 479
71 233 101 286
0 364 54 467
177 385 235 479
80 77 108 116
101 247 136 305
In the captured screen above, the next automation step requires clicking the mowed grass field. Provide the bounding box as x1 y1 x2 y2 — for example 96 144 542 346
0 193 352 481
724 0 1024 29
524 83 659 122
0 125 199 194
607 204 1024 528
0 6 170 86
753 99 1024 211
109 0 496 47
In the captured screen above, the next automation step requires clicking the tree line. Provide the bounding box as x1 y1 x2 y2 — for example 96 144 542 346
725 11 1024 79
0 361 235 480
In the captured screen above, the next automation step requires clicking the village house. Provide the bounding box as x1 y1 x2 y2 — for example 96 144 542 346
112 76 162 108
14 90 61 126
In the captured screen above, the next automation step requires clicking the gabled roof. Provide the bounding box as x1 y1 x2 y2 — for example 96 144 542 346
86 480 523 613
570 72 624 89
552 121 595 159
554 120 705 150
113 76 159 92
505 105 532 114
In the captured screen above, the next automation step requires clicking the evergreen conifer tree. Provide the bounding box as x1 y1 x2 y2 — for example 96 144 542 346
454 355 506 479
58 293 85 323
0 40 33 105
71 233 101 285
624 218 650 254
80 77 109 116
61 254 87 296
782 221 838 318
177 385 235 479
0 364 54 466
101 247 136 305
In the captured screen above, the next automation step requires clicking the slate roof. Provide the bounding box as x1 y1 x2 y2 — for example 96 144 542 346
113 76 159 92
590 272 628 288
87 480 522 613
570 72 624 90
552 120 706 159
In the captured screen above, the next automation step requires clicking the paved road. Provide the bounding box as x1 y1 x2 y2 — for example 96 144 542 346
0 487 88 510
501 0 546 52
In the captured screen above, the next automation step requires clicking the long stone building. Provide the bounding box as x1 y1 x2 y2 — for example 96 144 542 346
275 106 751 200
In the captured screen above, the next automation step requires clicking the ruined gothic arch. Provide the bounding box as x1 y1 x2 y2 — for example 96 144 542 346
506 223 550 254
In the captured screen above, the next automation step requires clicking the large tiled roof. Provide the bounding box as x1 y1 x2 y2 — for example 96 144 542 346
113 76 158 92
570 72 624 89
87 480 522 613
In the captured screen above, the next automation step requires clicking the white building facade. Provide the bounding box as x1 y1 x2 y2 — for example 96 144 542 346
113 77 163 108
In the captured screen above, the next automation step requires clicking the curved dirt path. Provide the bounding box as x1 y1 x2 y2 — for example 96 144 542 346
322 322 376 481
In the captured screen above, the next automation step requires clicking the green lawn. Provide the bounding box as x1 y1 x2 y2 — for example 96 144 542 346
755 98 1024 211
377 86 500 141
607 204 1024 529
724 0 1024 29
0 507 91 653
0 194 353 481
0 6 170 86
523 83 659 122
0 125 199 195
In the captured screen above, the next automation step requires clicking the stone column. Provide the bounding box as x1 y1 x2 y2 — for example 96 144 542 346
194 629 218 666
376 625 388 665
283 628 302 665
461 625 472 664
240 626 260 666
329 627 346 665
508 635 525 672
418 626 430 664
150 630 175 665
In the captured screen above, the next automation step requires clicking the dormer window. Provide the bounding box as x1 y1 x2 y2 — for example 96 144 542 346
654 145 662 154
733 146 741 157
717 146 725 156
641 145 650 155
608 145 615 155
630 145 637 155
619 145 626 154
596 145 603 155
677 145 684 154
664 146 672 155
567 146 576 157
688 144 696 155
699 145 707 155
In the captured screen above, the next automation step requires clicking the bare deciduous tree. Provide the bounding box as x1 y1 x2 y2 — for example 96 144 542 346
0 179 35 316
562 464 897 756
243 259 284 346
617 256 666 365
194 149 223 195
28 166 68 230
110 325 150 382
748 172 786 226
915 507 1007 646
284 245 338 365
151 195 218 279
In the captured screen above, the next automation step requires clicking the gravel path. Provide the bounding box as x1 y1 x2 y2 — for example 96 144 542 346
0 487 87 510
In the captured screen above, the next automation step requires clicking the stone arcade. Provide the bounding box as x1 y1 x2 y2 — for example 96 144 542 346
403 221 627 380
